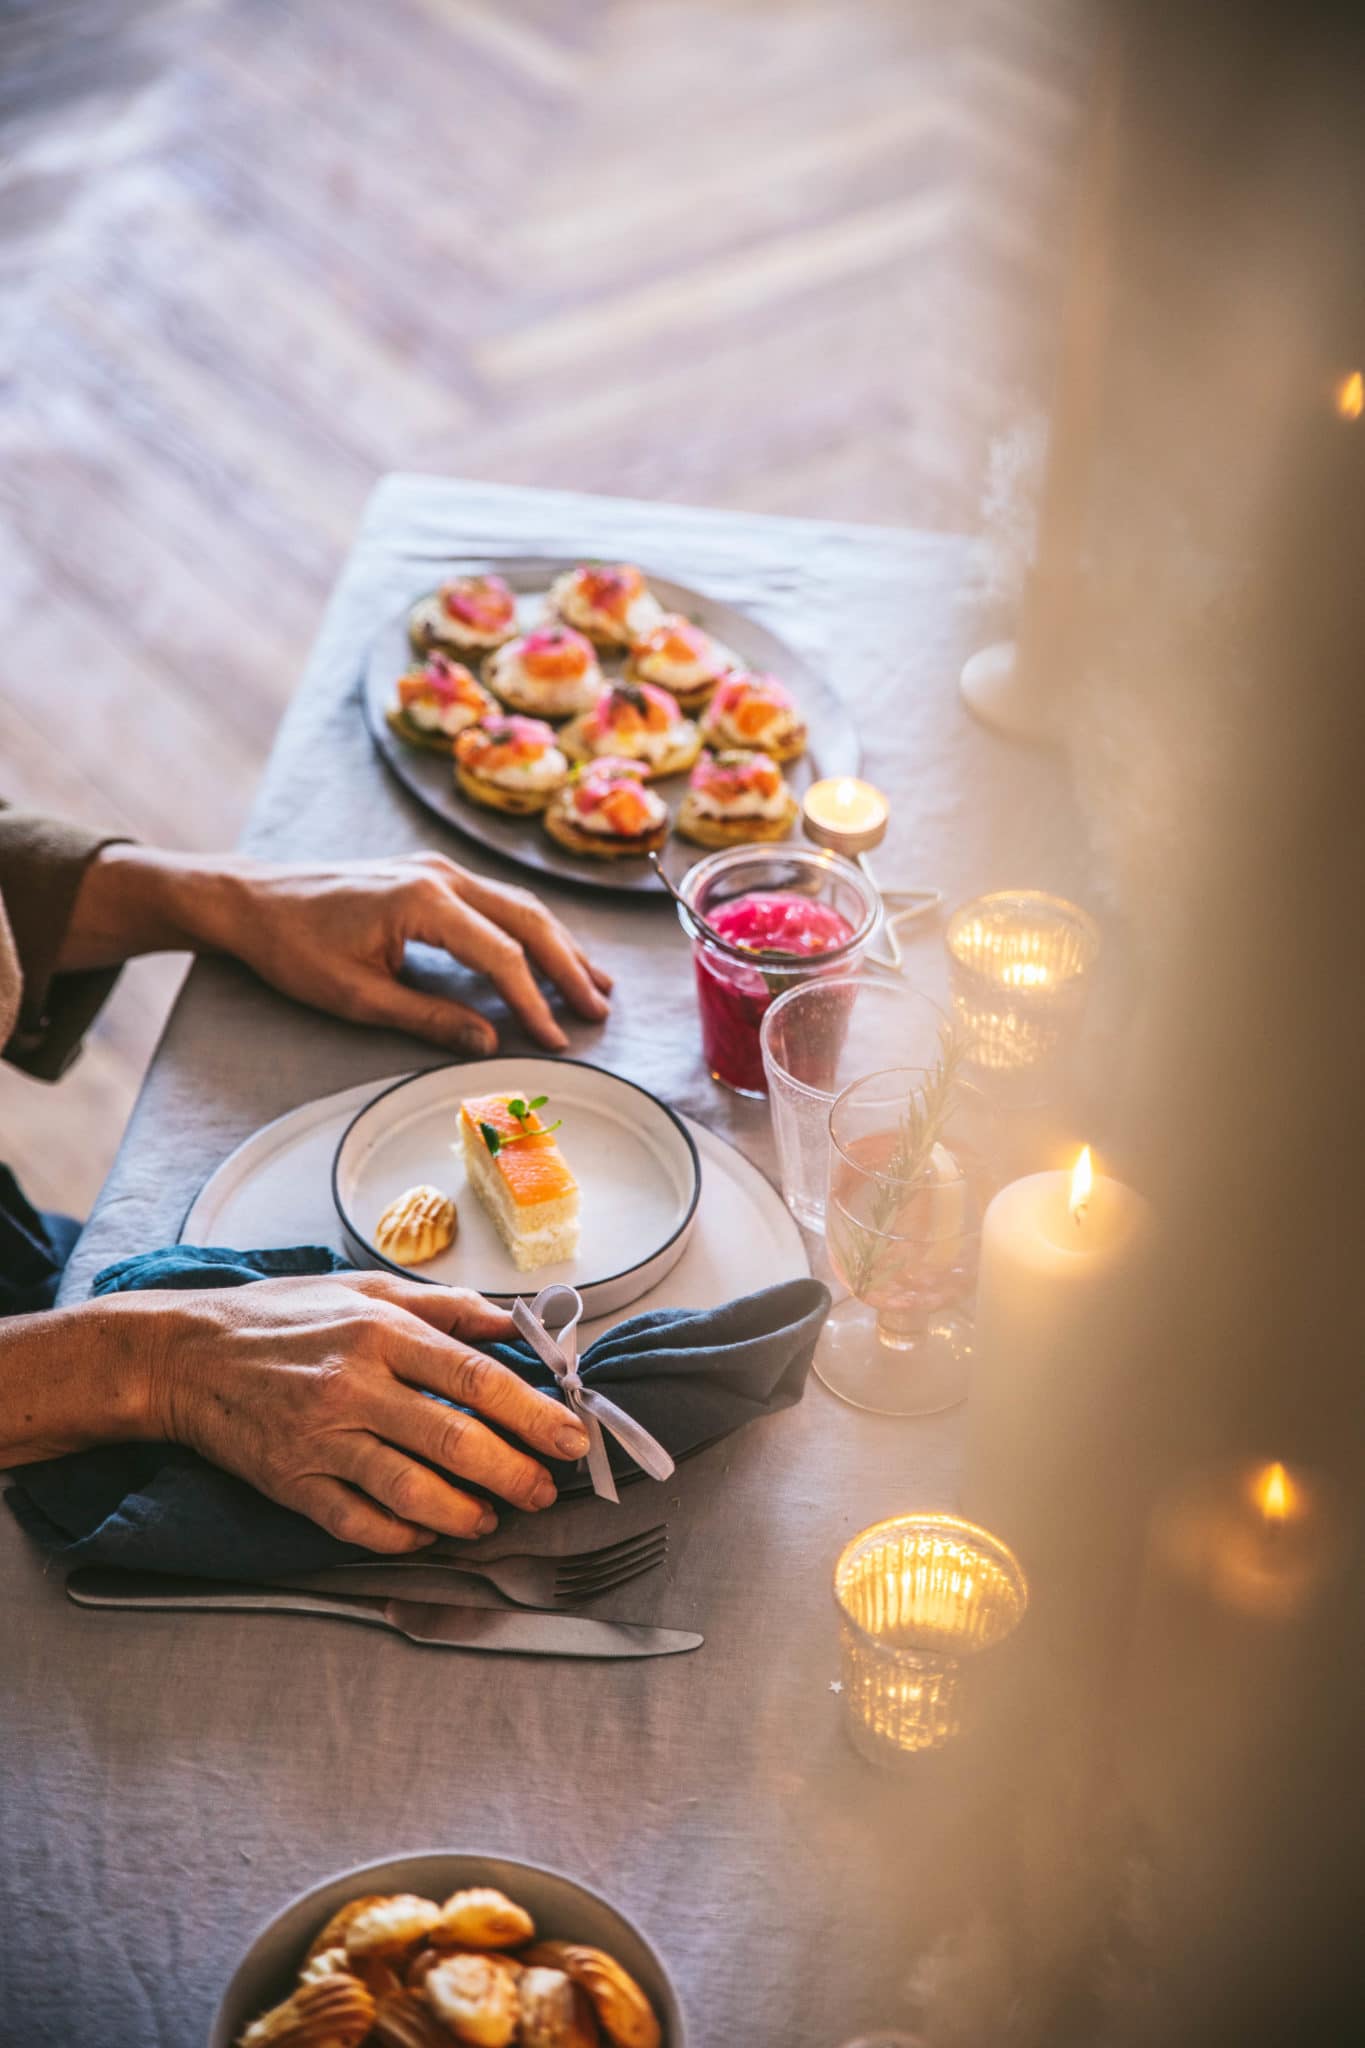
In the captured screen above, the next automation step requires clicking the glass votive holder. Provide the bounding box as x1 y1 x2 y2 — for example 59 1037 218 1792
944 889 1100 1084
833 1512 1028 1764
676 844 882 1097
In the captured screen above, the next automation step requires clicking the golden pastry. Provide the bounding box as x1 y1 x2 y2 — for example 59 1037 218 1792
517 1966 602 2048
298 1947 351 1984
409 574 519 660
300 1945 402 2002
558 681 700 782
521 1945 660 2048
543 759 670 862
343 1894 443 1962
373 1185 458 1267
237 1974 376 2048
388 653 497 755
434 1885 535 1950
305 1896 393 1964
423 1953 519 2046
624 612 737 714
676 747 798 848
483 625 603 719
453 716 570 816
370 1989 455 2048
699 668 807 762
548 563 662 650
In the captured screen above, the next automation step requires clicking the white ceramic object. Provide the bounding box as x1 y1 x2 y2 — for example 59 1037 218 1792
209 1849 684 2047
958 638 1056 742
332 1058 700 1316
181 1073 806 1337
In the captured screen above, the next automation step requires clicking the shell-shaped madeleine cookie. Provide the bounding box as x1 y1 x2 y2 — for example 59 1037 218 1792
518 1966 602 2048
424 1952 520 2045
370 1989 454 2048
434 1886 535 1950
304 1894 393 1964
343 1893 443 1961
374 1185 457 1266
237 1973 376 2047
521 1945 660 2048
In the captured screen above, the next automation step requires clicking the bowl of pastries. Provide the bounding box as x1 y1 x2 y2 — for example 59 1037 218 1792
212 1851 683 2047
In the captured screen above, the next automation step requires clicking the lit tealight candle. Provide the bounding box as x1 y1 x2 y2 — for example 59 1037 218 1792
945 889 1100 1077
801 777 890 857
833 1512 1028 1764
960 1146 1154 1565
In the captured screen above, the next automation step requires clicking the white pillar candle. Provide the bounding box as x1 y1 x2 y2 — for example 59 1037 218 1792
960 1148 1154 1570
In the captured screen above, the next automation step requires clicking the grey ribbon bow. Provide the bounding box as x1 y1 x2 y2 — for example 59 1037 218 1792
512 1283 675 1504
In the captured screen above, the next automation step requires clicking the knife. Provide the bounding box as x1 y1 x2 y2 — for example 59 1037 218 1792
65 1569 702 1660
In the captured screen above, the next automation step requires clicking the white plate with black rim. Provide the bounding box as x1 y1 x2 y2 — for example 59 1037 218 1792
361 555 861 897
332 1058 701 1319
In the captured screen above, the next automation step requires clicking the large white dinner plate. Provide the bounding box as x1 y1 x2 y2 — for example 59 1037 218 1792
179 1073 807 1336
362 555 861 897
332 1058 699 1317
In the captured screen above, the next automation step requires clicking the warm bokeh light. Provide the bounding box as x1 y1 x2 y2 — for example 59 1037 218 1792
1069 1144 1093 1222
1336 369 1363 420
1256 1459 1294 1526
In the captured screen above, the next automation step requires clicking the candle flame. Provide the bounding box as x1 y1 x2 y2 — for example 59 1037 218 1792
1336 371 1364 421
1069 1145 1093 1223
832 777 861 817
1256 1460 1294 1526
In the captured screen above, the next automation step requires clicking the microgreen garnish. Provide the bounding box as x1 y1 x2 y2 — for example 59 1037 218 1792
480 1096 559 1157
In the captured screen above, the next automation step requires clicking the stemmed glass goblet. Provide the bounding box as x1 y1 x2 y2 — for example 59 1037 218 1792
816 1058 997 1417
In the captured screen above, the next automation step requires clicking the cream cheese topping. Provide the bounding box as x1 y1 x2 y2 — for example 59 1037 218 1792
688 778 790 821
486 643 600 716
410 592 511 650
705 704 802 750
406 695 482 737
634 641 732 690
483 747 569 792
600 718 691 765
573 788 668 836
551 572 663 641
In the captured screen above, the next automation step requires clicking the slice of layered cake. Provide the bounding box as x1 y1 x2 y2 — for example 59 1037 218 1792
458 1090 580 1272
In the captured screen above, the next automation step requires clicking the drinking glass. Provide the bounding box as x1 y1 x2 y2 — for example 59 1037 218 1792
818 1063 998 1416
760 978 948 1230
675 845 882 1097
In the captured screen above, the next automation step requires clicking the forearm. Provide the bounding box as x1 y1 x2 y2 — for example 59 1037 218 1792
55 845 259 974
0 1293 171 1466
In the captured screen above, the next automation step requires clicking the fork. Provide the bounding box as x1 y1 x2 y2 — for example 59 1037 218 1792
327 1523 669 1609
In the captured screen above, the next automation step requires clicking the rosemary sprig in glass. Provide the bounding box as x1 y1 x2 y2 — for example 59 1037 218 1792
831 1028 969 1298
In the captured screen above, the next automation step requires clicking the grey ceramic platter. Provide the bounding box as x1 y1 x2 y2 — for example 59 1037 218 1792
362 555 860 896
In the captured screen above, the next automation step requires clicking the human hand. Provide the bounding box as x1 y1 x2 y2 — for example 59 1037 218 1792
63 845 612 1051
142 1270 590 1551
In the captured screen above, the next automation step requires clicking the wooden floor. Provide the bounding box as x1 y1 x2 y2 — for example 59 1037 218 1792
0 0 1088 1216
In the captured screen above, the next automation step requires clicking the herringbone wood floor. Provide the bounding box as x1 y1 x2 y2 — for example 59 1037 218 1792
0 0 1088 1215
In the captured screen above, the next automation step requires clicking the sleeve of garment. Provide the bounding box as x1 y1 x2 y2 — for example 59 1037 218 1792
0 805 132 1082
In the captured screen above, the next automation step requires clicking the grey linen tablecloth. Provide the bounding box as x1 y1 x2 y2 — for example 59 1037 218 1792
2 478 1088 2044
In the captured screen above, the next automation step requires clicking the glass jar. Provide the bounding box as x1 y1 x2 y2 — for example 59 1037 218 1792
675 845 882 1097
